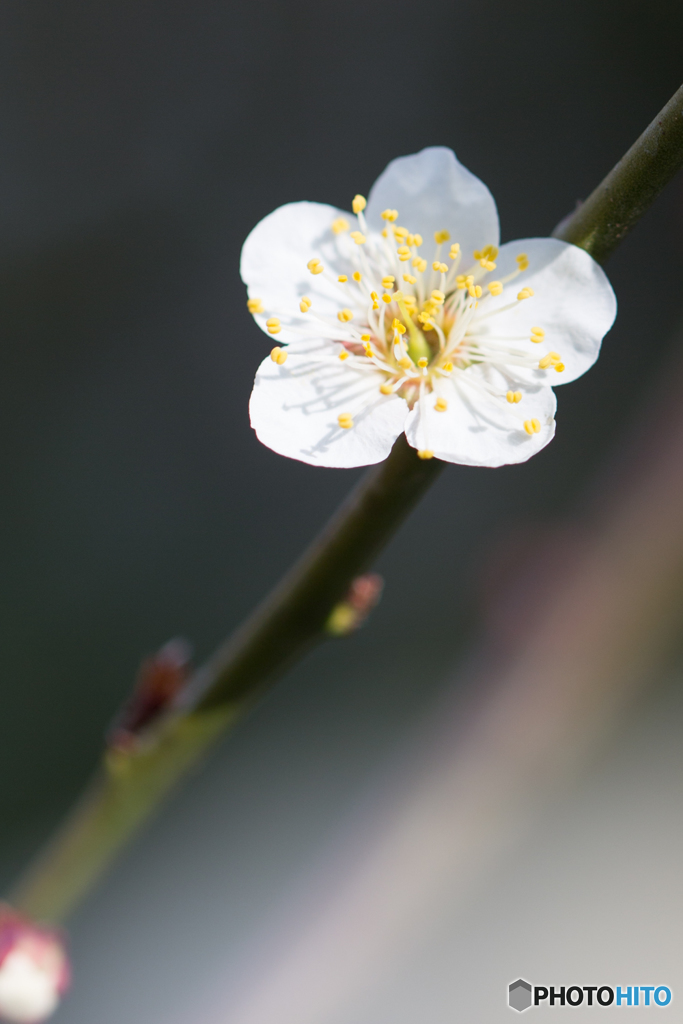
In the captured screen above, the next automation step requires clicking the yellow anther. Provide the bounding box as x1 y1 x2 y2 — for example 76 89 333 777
538 355 553 369
270 346 287 364
394 226 409 239
548 351 561 362
412 257 428 272
412 233 423 247
516 253 529 271
432 261 449 273
247 297 264 314
514 391 522 403
307 258 324 275
397 246 411 261
524 419 541 435
530 326 545 341
266 317 281 334
370 291 378 301
397 245 410 253
468 284 483 298
382 293 392 304
435 397 448 412
488 281 503 296
434 230 450 244
417 449 434 459
350 231 366 245
332 217 349 235
381 208 399 222
337 275 348 283
379 383 394 395
480 259 497 271
372 302 379 310
431 289 445 304
299 296 312 312
337 308 353 322
417 357 429 368
517 287 534 300
360 333 371 341
449 243 460 259
555 362 565 372
352 195 367 214
391 318 406 334
339 351 350 361
403 273 417 284
456 275 467 289
363 342 373 357
442 361 453 372
352 271 362 282
338 413 354 429
382 276 395 288
398 356 412 369
482 245 499 259
506 390 515 404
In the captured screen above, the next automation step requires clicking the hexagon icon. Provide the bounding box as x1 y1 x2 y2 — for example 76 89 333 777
509 979 533 1012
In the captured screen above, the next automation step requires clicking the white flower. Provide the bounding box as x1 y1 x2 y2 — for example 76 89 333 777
241 147 616 467
0 908 70 1023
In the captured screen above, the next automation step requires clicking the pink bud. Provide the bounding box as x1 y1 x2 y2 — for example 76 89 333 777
0 907 70 1023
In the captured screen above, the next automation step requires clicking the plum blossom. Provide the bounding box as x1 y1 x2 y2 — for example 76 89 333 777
0 907 70 1023
241 147 616 467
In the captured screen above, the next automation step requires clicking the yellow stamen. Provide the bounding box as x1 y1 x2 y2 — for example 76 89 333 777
449 243 460 259
382 276 395 288
352 195 366 214
393 226 409 239
412 257 428 272
506 390 515 404
332 217 349 234
398 356 412 369
337 275 348 283
350 231 366 245
370 291 378 301
379 383 394 395
338 413 354 429
382 293 392 304
435 397 448 412
482 245 499 260
403 273 417 284
488 281 503 296
434 230 450 244
412 233 423 247
516 253 529 271
392 318 406 334
431 289 445 304
270 346 287 364
352 271 362 282
266 317 281 335
417 357 428 368
381 208 399 222
432 261 448 273
531 326 545 341
339 351 349 361
468 284 483 298
247 297 264 314
307 258 324 275
363 342 373 357
397 245 411 261
524 419 541 435
417 449 434 459
555 362 565 372
360 333 371 341
337 308 353 322
442 361 453 372
299 296 312 312
538 355 553 369
480 259 497 271
517 287 534 300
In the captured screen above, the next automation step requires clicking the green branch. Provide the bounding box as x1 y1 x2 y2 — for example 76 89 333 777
9 83 683 925
553 84 683 264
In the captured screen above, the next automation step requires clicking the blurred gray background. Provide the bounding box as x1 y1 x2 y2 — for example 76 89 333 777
0 1 682 1020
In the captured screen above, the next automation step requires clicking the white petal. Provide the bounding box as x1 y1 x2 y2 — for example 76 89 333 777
404 368 556 467
469 237 616 386
240 202 363 343
249 341 408 468
366 147 499 260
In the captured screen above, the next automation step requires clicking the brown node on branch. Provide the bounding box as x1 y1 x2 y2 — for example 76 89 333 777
106 638 192 752
325 573 385 637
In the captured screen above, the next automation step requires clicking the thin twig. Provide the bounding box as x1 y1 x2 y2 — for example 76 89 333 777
9 84 683 924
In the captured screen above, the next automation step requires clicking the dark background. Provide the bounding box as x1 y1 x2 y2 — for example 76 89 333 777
0 1 682 1018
